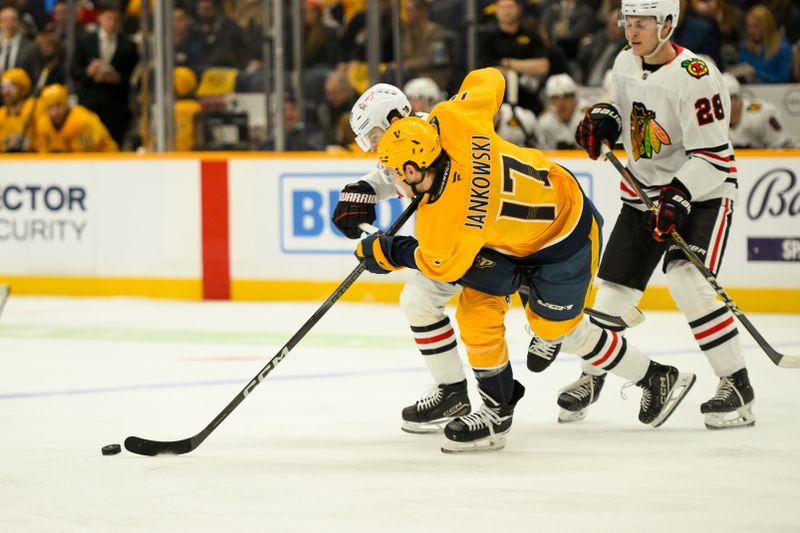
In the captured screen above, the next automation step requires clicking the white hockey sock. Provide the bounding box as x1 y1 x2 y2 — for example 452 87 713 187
685 303 745 377
566 318 649 382
667 261 745 377
410 316 466 385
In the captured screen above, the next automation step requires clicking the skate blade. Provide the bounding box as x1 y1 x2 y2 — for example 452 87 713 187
651 372 696 428
704 403 756 430
401 419 447 434
557 407 587 423
441 434 507 454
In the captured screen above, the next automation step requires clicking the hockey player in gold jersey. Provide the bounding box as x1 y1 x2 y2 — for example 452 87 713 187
0 68 38 152
358 67 696 453
34 84 118 153
174 67 202 151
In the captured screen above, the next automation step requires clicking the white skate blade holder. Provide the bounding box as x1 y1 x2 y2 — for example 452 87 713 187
651 372 697 428
558 407 588 424
441 434 507 454
401 420 447 435
704 403 756 430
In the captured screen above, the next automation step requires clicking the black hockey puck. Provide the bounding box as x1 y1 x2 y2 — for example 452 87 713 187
101 443 122 456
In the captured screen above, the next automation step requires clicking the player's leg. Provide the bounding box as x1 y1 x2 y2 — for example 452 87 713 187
555 204 666 422
398 273 469 433
664 198 754 429
441 287 525 453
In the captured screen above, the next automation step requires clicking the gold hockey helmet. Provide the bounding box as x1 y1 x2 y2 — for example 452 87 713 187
377 116 441 180
1 68 31 96
40 84 69 107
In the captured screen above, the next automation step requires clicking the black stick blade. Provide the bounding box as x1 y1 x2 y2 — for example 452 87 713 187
124 436 194 456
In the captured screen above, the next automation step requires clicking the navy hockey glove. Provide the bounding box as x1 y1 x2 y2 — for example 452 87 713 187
356 234 419 274
332 181 377 239
575 103 622 160
650 179 691 242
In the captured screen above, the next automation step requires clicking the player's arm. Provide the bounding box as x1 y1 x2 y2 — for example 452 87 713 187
332 166 401 239
675 73 735 200
451 68 506 119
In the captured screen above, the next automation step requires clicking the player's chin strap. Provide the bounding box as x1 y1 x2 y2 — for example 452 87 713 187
642 17 676 63
599 143 800 369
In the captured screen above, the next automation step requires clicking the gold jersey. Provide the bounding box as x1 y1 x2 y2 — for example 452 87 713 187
175 98 202 151
414 68 590 283
0 98 39 152
34 105 118 153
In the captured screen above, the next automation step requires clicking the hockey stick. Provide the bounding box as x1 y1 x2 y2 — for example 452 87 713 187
0 284 10 318
124 195 422 456
584 306 645 328
601 144 800 368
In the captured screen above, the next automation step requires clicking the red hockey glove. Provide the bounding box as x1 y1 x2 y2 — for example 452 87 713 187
575 103 622 160
651 179 692 242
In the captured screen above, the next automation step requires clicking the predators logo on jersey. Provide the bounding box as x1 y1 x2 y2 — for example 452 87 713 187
630 101 671 160
681 58 709 79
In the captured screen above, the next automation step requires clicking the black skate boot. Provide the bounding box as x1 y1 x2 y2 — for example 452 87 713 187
527 336 562 372
557 372 606 423
635 361 696 427
441 380 525 453
700 368 755 430
401 380 471 434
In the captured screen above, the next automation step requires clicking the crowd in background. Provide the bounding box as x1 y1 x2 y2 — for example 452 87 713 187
0 0 799 153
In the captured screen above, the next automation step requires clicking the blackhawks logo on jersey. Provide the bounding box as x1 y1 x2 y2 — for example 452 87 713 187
631 102 671 160
681 58 709 79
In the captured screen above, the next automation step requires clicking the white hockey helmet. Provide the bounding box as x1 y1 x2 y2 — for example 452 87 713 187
721 72 741 97
619 0 679 46
403 77 441 105
350 83 413 152
545 74 577 98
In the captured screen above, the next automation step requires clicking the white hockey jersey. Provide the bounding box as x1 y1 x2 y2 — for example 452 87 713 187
611 45 737 209
730 98 799 149
538 99 589 150
493 102 542 148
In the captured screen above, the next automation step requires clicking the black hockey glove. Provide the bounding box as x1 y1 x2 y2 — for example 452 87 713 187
650 179 692 242
575 103 622 160
332 181 377 239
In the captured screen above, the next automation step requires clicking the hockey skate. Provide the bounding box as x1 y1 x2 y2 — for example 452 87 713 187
527 336 562 372
701 368 756 430
441 381 525 454
635 362 696 428
401 380 471 434
557 372 606 423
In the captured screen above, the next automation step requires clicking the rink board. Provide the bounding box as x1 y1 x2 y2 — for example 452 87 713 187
0 150 797 311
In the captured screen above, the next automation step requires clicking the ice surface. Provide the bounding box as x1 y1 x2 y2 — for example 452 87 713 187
1 296 798 532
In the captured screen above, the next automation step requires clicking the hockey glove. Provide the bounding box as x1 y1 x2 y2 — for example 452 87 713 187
650 179 692 242
575 103 622 160
332 181 378 239
356 234 402 274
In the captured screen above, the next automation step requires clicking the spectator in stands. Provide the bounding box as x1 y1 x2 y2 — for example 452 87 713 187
70 0 139 147
34 83 118 152
762 0 800 45
403 76 443 114
261 95 325 152
303 0 341 69
35 31 66 86
398 0 450 90
194 0 247 69
0 67 36 151
723 72 798 148
692 0 743 71
0 4 41 81
11 0 45 36
673 0 724 69
174 4 205 75
540 0 599 59
174 66 201 151
225 0 264 71
730 4 793 84
537 73 587 150
577 7 626 87
479 0 550 115
316 66 356 147
341 0 393 63
44 1 69 45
